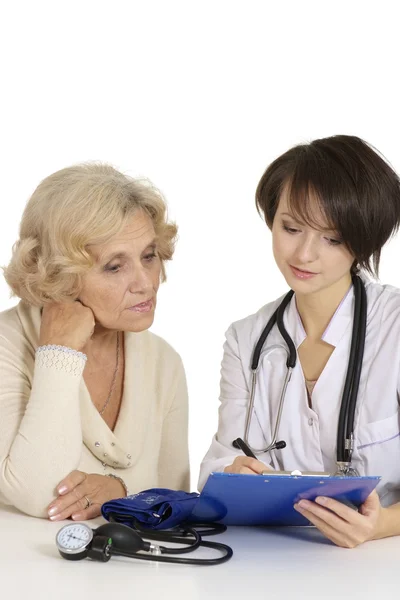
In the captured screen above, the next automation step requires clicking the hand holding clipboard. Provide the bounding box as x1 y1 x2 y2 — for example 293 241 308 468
192 439 380 526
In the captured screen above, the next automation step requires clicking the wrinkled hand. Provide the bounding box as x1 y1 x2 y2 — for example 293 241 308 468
40 301 95 352
224 456 270 475
293 490 383 548
47 470 126 521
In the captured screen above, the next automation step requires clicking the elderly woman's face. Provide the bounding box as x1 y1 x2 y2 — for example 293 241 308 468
79 211 161 333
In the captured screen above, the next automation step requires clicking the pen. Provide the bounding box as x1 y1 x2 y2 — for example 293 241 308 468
233 437 330 477
233 438 271 475
232 438 258 459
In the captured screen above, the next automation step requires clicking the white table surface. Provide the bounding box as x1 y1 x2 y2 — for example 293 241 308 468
1 504 397 600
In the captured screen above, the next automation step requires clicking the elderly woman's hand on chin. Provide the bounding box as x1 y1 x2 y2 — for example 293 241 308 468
47 470 126 521
39 301 95 352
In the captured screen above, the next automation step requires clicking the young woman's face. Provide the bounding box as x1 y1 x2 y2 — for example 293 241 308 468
272 190 354 296
79 210 161 332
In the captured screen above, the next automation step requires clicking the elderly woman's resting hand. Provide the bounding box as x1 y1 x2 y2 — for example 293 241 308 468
39 302 95 352
47 470 126 521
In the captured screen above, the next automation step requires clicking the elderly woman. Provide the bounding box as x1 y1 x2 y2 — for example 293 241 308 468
0 163 189 520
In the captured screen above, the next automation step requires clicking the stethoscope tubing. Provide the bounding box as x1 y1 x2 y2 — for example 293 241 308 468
336 275 367 463
107 516 233 565
244 357 292 454
244 275 366 470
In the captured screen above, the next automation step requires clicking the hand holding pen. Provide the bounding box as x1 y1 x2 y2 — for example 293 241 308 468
223 438 271 476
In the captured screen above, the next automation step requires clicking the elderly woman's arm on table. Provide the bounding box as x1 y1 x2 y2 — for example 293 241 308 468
0 301 96 518
0 331 85 518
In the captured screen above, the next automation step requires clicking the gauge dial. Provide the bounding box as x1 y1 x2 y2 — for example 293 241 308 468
56 523 93 559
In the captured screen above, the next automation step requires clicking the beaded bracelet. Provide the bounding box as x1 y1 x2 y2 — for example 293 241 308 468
107 473 129 497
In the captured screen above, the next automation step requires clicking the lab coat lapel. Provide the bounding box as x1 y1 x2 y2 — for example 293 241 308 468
307 284 354 419
305 286 355 471
282 284 354 350
321 285 354 347
283 295 307 350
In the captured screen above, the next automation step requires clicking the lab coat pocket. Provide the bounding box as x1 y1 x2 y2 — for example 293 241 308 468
355 410 400 479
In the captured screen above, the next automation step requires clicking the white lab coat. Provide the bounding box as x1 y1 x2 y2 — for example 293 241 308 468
199 277 400 507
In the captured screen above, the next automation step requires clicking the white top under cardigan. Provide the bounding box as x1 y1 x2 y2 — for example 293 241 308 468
0 301 189 518
199 277 400 507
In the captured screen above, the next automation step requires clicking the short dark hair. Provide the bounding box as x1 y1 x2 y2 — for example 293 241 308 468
255 135 400 276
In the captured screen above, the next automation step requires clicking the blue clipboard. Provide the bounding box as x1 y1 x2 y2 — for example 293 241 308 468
191 472 381 526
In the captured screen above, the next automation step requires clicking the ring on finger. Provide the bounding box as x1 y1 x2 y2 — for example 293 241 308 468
83 495 92 510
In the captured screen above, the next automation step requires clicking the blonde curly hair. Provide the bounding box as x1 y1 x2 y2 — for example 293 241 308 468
3 163 177 306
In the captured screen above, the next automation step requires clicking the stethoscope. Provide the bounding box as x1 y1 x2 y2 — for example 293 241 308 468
233 275 367 476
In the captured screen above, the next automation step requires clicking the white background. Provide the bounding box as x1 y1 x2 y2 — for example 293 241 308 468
1 0 400 490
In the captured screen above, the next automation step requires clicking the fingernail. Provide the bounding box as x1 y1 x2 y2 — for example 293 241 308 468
298 500 309 509
50 514 62 521
71 514 80 521
315 496 327 505
58 486 68 494
48 506 58 516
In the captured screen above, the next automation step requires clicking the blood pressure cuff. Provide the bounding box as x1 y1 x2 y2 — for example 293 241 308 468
101 488 200 530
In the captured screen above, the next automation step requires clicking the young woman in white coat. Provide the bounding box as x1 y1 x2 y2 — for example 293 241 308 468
199 135 400 548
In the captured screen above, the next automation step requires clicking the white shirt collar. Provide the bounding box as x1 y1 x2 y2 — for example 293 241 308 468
283 284 354 349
